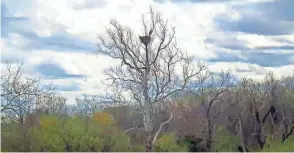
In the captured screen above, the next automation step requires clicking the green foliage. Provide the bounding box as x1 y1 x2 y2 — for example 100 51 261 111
1 122 39 152
1 113 142 152
262 137 294 152
34 113 139 151
154 133 189 152
212 126 240 152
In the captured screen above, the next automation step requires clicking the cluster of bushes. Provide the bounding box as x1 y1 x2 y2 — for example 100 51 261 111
211 127 294 152
1 112 141 152
1 111 191 152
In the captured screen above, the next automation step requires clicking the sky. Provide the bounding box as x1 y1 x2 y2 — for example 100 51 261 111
1 0 294 104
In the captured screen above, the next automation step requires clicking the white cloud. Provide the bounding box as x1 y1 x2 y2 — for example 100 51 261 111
1 39 120 104
27 49 120 92
208 62 294 80
236 33 293 49
21 0 231 60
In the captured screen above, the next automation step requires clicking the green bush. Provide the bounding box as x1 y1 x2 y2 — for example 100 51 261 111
154 132 189 152
33 113 140 151
1 113 143 152
262 137 294 152
212 126 240 152
1 122 39 152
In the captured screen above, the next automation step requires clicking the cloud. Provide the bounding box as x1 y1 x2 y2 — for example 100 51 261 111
2 1 96 53
243 0 294 22
208 62 294 80
216 15 294 36
35 63 86 79
208 51 294 67
205 32 294 67
215 0 294 35
19 31 96 52
54 84 81 92
1 2 30 37
71 0 109 10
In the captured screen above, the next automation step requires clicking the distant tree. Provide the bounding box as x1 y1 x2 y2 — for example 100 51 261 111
35 93 67 115
75 94 108 116
188 71 234 151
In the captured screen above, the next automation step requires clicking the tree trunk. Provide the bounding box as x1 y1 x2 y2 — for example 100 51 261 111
143 100 153 152
145 131 153 152
255 111 265 149
143 88 153 152
205 119 213 151
142 42 153 152
205 104 213 152
238 119 246 152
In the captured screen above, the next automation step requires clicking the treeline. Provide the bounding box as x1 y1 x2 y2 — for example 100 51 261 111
1 63 294 152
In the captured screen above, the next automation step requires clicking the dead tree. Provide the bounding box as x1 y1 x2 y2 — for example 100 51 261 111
36 93 67 114
1 62 52 123
75 94 109 116
238 78 278 149
188 71 233 151
97 7 204 151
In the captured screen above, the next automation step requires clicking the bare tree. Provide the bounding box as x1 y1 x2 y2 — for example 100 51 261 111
75 94 112 116
189 71 234 151
271 74 294 142
236 77 277 149
35 93 67 114
97 7 204 151
1 62 52 123
221 74 294 151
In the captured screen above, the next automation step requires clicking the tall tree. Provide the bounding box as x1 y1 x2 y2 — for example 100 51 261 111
97 7 204 151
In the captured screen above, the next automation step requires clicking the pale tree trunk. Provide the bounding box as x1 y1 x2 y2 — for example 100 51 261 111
143 99 153 152
143 44 153 152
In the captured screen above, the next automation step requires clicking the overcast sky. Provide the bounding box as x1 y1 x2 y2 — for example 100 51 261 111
1 0 294 104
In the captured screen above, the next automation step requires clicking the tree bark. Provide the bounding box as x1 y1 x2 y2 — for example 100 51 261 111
143 42 153 152
205 118 213 151
238 119 246 152
145 131 153 152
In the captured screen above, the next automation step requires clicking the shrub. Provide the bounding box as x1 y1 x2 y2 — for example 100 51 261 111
2 113 143 152
154 132 189 152
212 126 240 152
1 122 39 152
262 137 294 152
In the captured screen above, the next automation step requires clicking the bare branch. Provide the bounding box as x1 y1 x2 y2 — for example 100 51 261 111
152 112 173 143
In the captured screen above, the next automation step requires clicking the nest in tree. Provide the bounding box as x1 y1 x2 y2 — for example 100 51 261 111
139 36 151 45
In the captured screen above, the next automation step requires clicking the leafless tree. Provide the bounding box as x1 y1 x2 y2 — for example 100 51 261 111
64 104 79 116
97 7 205 151
221 73 294 151
236 77 279 149
188 71 234 151
75 94 110 116
1 62 52 123
271 74 294 142
35 93 67 114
